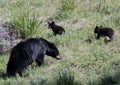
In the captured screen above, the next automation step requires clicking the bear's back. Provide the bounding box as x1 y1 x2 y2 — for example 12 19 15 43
99 27 114 36
11 38 46 57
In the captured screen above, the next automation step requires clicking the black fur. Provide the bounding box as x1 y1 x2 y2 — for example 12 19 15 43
48 21 65 35
94 26 114 42
7 38 60 76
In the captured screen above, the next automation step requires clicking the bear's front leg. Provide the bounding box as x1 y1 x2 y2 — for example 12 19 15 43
96 34 100 39
18 71 23 77
36 55 44 66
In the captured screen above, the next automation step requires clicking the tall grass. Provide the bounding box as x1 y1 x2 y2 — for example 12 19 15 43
88 70 120 85
55 69 81 85
8 4 42 39
0 0 9 7
9 12 41 39
55 0 75 20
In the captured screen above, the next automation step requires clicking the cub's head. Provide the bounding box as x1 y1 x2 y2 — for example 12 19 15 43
48 21 55 29
94 26 99 34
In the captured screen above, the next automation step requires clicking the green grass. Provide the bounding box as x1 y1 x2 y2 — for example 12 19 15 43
54 69 82 85
9 11 41 39
7 1 42 39
55 0 75 20
0 0 120 85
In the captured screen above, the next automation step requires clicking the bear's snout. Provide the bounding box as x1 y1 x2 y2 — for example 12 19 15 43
56 55 61 59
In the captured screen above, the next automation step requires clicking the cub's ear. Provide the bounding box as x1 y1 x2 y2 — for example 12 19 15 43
96 26 99 28
47 21 50 24
100 26 103 27
51 21 55 25
47 21 51 25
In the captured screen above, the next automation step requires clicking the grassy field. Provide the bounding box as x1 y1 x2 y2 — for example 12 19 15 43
0 0 120 85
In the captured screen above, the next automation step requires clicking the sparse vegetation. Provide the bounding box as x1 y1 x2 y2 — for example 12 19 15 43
9 12 41 39
8 3 41 39
0 0 120 85
55 0 75 20
55 69 82 85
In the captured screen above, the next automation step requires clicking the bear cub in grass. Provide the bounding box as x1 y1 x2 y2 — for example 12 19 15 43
48 21 65 36
7 38 61 77
94 26 114 43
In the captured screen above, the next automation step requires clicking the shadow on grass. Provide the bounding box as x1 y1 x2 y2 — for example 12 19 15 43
30 79 47 85
0 69 119 85
0 72 7 79
88 70 120 85
53 69 120 85
54 69 82 85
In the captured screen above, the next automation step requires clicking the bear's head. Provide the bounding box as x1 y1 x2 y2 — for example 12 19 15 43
48 21 55 29
46 42 61 59
94 26 99 34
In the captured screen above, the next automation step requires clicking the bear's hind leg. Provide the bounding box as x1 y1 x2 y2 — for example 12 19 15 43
104 36 112 43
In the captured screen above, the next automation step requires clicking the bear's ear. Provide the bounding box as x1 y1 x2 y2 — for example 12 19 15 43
100 26 103 28
51 42 55 45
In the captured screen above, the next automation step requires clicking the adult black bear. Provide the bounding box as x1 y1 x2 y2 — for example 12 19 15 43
7 38 61 76
48 21 65 36
94 26 114 43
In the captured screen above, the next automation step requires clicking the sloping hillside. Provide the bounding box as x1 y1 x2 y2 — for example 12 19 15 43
0 0 120 85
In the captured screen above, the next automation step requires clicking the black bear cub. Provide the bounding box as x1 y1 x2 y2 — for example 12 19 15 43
7 38 61 77
48 21 65 36
94 26 114 43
